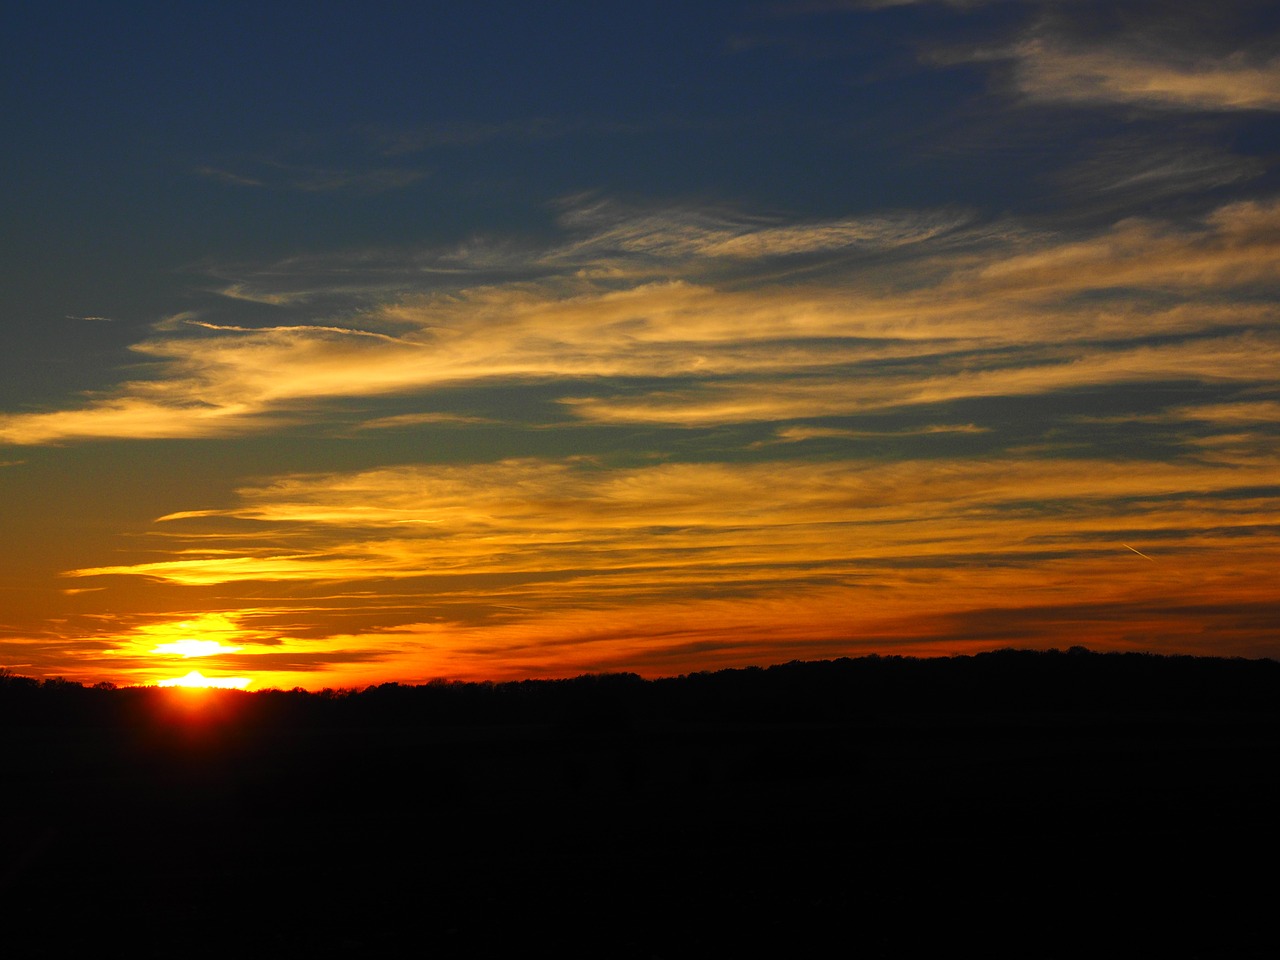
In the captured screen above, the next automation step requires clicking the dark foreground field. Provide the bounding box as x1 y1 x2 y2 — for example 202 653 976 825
4 649 1279 958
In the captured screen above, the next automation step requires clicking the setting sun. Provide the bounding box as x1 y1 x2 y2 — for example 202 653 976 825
156 670 252 690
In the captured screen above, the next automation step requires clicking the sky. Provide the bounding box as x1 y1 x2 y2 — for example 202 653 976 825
2 0 1278 689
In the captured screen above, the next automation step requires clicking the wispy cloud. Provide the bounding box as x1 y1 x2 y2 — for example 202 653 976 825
2 196 1276 445
1051 137 1265 211
1004 38 1280 112
566 330 1280 425
1173 400 1280 424
922 2 1280 113
553 196 971 261
768 423 987 442
61 450 1280 680
194 166 266 188
196 159 427 193
68 451 1278 613
352 411 497 431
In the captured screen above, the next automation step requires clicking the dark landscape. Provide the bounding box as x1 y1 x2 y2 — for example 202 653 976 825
4 648 1278 958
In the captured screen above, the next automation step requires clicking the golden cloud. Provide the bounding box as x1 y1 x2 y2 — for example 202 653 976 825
0 197 1275 446
66 452 1280 592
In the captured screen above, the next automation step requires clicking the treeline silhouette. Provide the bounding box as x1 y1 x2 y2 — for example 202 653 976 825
5 646 1279 729
5 648 1280 958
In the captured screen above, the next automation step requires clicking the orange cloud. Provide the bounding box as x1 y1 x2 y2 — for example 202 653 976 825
48 446 1276 686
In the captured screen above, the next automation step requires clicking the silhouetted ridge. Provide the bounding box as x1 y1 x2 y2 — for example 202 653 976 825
4 648 1278 728
5 650 1280 959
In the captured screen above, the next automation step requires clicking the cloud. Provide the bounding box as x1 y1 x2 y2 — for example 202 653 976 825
200 247 507 308
922 3 1280 113
59 449 1280 680
1051 138 1266 210
768 423 987 442
562 330 1280 426
553 196 971 262
69 451 1280 586
196 160 427 193
1004 38 1280 111
1172 400 1280 424
0 397 280 445
352 412 497 431
194 166 267 188
0 322 433 444
1 196 1276 445
779 0 1280 118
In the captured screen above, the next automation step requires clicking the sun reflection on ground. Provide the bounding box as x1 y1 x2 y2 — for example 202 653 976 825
157 670 252 690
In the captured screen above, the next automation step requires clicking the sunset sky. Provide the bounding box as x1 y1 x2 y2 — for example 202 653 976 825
3 1 1278 689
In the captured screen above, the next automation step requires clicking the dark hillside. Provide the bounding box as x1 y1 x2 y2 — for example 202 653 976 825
3 649 1278 958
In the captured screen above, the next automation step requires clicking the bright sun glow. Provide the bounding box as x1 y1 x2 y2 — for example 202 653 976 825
157 670 252 690
109 612 261 687
152 638 243 657
138 613 255 652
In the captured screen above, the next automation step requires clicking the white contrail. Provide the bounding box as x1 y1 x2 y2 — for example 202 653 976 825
1122 543 1155 561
